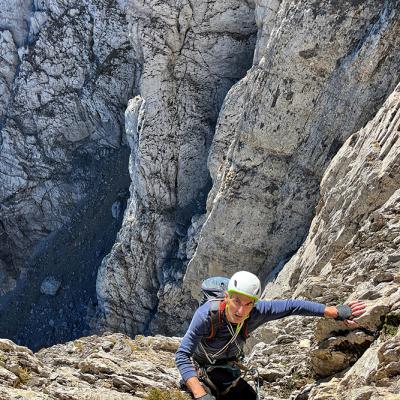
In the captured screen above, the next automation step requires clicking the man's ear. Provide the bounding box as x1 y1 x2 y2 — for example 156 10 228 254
224 291 229 300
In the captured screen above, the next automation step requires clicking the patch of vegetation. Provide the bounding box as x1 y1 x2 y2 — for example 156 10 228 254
292 371 302 381
123 338 139 352
73 340 84 350
279 378 297 398
145 388 190 400
382 312 400 337
384 324 398 336
16 367 31 384
278 368 315 398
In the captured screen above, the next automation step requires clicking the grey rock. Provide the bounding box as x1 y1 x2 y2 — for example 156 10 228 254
111 201 122 219
183 0 400 303
0 334 191 399
0 0 137 286
0 0 139 349
96 0 257 336
40 277 61 296
275 335 296 345
186 214 207 260
0 0 32 47
292 384 315 400
259 367 286 382
261 83 400 397
1 1 400 399
0 30 18 120
388 254 400 263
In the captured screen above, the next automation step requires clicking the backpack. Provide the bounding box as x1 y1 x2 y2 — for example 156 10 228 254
200 276 250 340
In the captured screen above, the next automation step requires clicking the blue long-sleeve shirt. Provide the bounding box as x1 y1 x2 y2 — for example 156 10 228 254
175 299 326 381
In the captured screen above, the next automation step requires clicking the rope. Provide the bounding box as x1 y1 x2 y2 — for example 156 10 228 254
199 320 243 364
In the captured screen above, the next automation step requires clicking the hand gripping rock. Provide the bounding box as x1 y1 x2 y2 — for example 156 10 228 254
335 304 352 321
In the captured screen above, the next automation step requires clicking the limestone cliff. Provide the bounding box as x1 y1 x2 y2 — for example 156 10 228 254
184 0 400 299
96 0 400 337
0 0 135 278
0 1 399 399
0 0 136 348
239 81 400 400
96 0 257 336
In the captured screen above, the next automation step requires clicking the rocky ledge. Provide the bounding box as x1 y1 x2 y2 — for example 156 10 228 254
0 333 190 400
0 321 398 400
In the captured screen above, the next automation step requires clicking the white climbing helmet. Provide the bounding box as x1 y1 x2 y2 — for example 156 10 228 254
227 271 261 301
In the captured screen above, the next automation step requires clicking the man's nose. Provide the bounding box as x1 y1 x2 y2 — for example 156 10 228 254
237 305 245 315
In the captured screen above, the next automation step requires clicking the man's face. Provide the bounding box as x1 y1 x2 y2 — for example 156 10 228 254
225 292 255 324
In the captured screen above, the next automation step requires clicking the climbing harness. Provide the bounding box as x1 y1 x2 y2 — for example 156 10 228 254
195 359 262 400
195 361 242 397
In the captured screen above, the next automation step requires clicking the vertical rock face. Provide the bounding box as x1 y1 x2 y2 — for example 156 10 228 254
0 0 32 48
96 0 400 337
266 84 400 304
96 0 257 335
1 3 398 376
0 0 136 273
254 84 400 399
0 1 137 347
183 0 400 300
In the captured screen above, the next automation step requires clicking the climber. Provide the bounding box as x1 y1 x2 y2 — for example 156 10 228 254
175 270 366 400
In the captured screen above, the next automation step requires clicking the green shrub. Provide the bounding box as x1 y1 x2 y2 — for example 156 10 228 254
145 387 190 400
382 312 400 337
16 367 31 384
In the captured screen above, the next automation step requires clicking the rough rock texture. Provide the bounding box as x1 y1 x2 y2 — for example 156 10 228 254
95 0 400 340
96 0 257 336
253 83 400 399
0 333 191 399
244 315 320 399
0 0 136 348
183 0 400 303
1 1 400 398
0 0 135 279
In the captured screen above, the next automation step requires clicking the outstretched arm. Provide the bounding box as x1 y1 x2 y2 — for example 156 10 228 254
255 298 326 320
254 299 366 323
